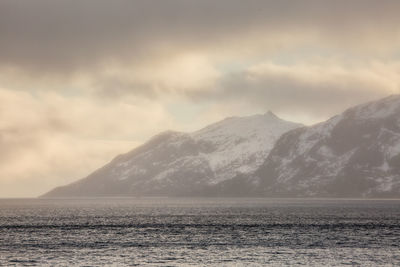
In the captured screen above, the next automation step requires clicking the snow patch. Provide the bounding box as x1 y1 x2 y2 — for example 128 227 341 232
318 145 335 158
377 161 390 172
191 112 301 183
375 176 395 192
388 140 400 158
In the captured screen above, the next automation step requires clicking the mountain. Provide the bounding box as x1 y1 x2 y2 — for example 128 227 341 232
42 111 301 197
249 95 400 198
42 95 400 198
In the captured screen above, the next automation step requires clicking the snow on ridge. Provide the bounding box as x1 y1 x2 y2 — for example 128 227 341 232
147 130 187 143
347 94 400 120
192 111 296 140
189 112 302 183
291 95 400 157
99 111 301 186
137 95 400 186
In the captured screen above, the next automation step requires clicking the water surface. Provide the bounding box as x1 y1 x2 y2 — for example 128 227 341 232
0 198 399 266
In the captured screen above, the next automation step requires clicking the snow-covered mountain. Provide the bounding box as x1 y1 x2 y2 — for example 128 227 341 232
42 111 301 197
251 95 400 198
42 95 400 198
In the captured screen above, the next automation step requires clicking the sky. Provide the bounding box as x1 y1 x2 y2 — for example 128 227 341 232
1 0 400 197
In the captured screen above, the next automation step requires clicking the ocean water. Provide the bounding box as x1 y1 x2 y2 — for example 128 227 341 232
0 198 399 266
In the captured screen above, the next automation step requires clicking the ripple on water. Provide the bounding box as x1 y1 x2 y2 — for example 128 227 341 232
0 198 400 266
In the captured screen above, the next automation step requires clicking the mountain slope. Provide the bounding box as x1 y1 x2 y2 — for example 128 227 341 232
253 95 400 198
42 112 301 197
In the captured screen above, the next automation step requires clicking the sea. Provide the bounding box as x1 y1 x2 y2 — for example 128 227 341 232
0 198 399 266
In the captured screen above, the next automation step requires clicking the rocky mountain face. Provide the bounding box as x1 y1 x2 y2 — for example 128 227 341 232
251 95 400 198
42 112 301 197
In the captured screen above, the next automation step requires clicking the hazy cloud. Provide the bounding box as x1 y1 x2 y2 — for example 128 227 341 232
196 62 400 121
0 88 175 197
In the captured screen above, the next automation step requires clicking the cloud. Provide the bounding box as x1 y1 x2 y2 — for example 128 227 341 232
2 0 399 109
1 0 400 76
92 53 220 100
189 62 400 122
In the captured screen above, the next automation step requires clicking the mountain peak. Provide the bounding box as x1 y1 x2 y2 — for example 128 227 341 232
264 110 278 118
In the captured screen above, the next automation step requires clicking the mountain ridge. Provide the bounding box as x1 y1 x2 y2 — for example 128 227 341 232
42 95 400 198
42 111 301 197
252 94 400 197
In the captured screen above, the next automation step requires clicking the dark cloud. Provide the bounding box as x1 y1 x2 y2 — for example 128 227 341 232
1 0 400 74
